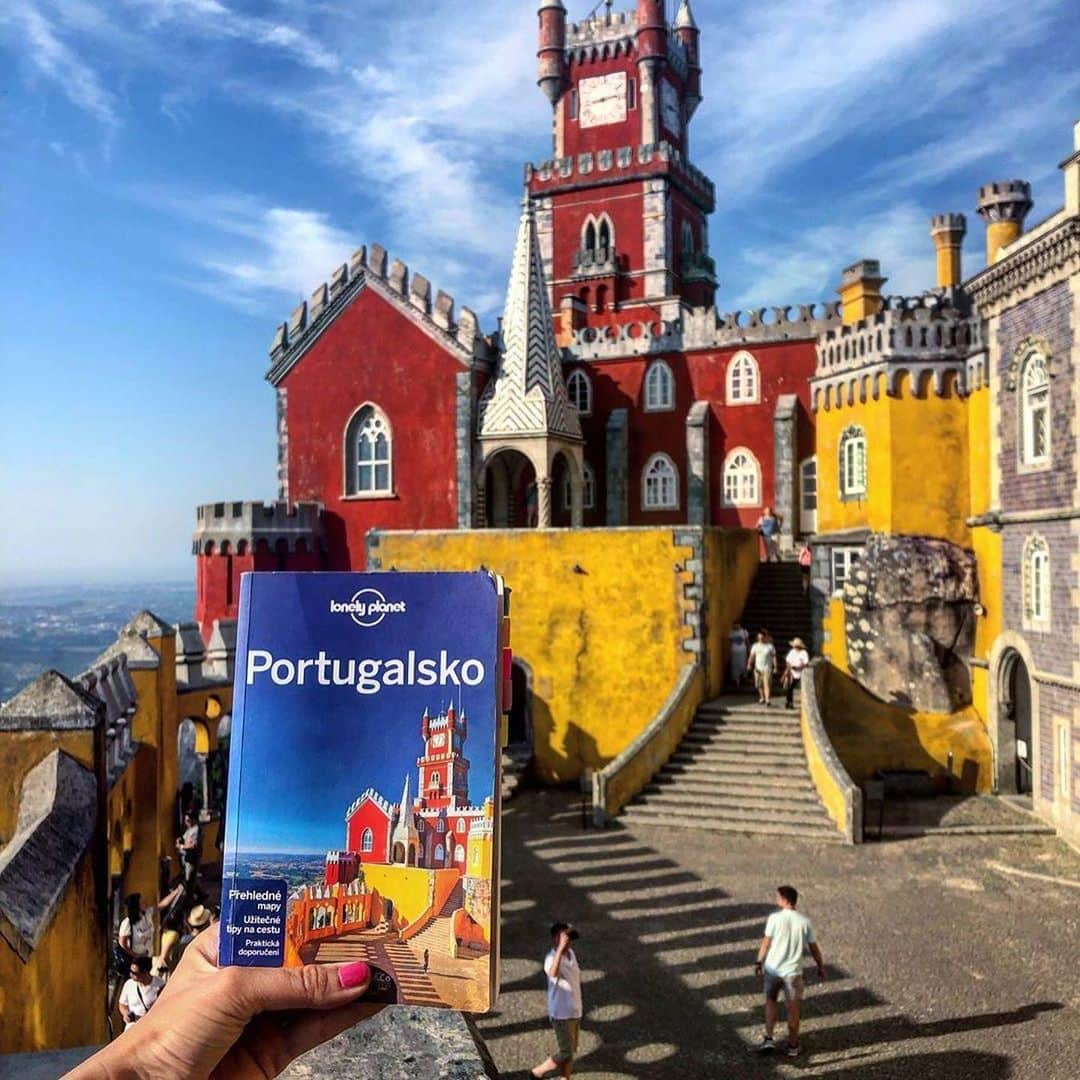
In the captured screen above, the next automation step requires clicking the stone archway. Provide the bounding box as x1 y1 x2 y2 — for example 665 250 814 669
482 448 537 528
998 650 1034 795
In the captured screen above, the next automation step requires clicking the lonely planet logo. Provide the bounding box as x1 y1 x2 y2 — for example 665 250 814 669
329 588 407 628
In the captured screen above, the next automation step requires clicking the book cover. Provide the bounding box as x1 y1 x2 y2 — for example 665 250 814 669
219 571 503 1013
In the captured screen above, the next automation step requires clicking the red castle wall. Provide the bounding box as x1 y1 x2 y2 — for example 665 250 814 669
282 287 465 569
346 799 392 864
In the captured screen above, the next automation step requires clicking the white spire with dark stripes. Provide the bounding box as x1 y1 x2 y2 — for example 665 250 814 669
477 198 581 441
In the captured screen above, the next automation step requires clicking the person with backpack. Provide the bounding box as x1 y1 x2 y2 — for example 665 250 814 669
118 956 165 1030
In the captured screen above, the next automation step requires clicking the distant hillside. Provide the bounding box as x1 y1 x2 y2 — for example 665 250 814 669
0 582 195 702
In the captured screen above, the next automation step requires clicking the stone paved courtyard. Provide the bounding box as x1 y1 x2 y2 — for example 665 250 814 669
478 789 1080 1079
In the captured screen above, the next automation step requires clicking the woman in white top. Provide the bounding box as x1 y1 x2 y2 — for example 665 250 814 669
783 638 811 710
728 622 750 690
119 894 155 960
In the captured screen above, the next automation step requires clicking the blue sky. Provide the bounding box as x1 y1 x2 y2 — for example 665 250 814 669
1 1 1077 586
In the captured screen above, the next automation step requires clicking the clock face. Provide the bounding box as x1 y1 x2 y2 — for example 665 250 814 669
431 734 445 749
579 72 627 129
660 81 681 136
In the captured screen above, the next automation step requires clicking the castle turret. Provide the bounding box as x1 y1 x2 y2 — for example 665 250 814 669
976 180 1032 265
837 259 887 325
537 1 568 107
636 0 668 144
930 213 966 289
674 1 701 119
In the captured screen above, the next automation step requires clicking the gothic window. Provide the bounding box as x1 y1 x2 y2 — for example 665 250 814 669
429 771 440 791
681 221 695 255
361 828 374 853
598 217 612 255
839 426 867 499
722 448 761 507
1022 535 1051 629
567 369 591 415
437 817 446 833
644 359 675 411
628 77 637 110
562 462 596 510
727 350 760 404
642 453 679 510
345 404 392 496
583 219 597 255
1020 350 1050 466
435 843 445 864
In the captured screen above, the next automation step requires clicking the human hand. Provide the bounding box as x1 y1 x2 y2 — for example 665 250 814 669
68 923 383 1079
817 965 828 982
557 930 573 951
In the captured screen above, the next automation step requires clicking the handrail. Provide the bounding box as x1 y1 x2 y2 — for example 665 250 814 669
801 660 863 843
591 663 703 826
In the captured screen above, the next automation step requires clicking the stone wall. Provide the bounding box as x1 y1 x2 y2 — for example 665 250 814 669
843 534 978 713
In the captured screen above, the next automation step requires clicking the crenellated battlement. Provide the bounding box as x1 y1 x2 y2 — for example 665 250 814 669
566 9 637 47
346 787 394 821
564 299 842 361
526 140 715 210
193 500 324 555
266 244 493 388
812 297 985 410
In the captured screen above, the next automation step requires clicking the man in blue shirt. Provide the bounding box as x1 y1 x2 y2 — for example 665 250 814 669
752 885 827 1058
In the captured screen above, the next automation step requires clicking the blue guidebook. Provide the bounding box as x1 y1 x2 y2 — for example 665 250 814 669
219 571 505 1012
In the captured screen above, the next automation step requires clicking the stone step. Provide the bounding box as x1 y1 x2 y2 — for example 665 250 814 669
642 784 825 812
683 729 804 748
621 805 842 840
648 773 819 798
663 758 811 779
697 705 798 719
632 790 829 820
672 746 807 766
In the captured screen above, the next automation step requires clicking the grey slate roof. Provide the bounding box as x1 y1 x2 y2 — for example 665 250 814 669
0 671 104 731
0 750 98 961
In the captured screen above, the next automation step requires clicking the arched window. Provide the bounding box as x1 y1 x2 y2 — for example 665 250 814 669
642 453 679 510
726 351 760 404
644 360 675 411
598 216 612 256
361 828 374 853
681 221 695 255
429 771 440 790
562 462 596 510
1020 351 1050 466
434 843 445 864
437 817 446 833
455 844 465 863
345 404 392 496
722 448 761 507
583 219 597 255
1022 535 1051 629
839 426 867 499
567 370 591 415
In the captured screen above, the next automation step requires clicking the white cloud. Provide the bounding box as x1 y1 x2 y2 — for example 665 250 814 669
3 2 119 126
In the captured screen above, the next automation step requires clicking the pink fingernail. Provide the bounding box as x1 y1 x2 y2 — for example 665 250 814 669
338 961 371 990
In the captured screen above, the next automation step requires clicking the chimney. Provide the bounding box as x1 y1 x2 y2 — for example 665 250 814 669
537 1 568 108
976 180 1032 265
930 213 966 289
837 260 887 326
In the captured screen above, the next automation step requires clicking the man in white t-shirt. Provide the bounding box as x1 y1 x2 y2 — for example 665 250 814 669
747 631 777 706
752 885 826 1058
118 955 165 1030
782 638 811 710
532 922 583 1078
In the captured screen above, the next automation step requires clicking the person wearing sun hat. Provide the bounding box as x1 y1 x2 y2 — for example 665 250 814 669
782 638 811 710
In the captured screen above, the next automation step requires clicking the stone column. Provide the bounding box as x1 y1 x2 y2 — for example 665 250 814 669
773 394 798 554
605 409 629 526
570 462 584 528
537 477 553 528
686 401 710 526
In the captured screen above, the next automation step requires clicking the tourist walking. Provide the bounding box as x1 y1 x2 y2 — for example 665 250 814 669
177 811 202 885
118 894 155 964
422 948 430 974
118 956 165 1030
532 922 583 1079
747 631 777 706
752 885 827 1058
798 542 812 593
728 622 750 691
756 507 782 562
782 638 811 710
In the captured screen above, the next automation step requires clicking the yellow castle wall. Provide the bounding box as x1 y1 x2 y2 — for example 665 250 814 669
0 730 95 843
0 856 107 1053
817 662 993 793
704 529 764 695
372 528 756 782
360 864 435 928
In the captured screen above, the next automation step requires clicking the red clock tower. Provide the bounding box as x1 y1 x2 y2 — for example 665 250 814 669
529 0 714 335
417 703 470 810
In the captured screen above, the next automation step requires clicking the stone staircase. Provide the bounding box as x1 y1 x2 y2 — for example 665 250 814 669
621 698 841 840
738 561 813 659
